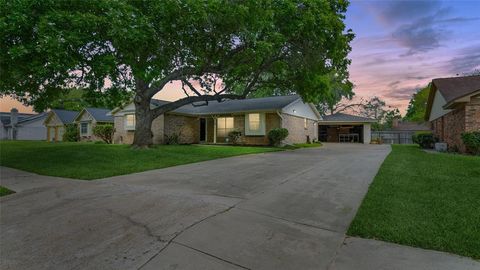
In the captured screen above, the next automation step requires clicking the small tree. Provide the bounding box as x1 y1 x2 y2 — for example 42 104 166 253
92 124 115 144
268 128 289 146
62 124 79 142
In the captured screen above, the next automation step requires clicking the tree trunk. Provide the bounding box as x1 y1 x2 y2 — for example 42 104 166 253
132 92 154 148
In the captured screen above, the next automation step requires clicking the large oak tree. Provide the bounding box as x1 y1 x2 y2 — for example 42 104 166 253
1 0 354 147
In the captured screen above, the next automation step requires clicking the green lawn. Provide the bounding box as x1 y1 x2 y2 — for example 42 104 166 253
348 145 480 259
0 141 280 180
0 186 15 197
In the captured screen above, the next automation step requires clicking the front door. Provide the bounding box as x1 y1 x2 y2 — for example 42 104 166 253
199 118 206 142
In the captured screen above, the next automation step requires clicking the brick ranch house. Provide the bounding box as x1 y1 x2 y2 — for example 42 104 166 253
425 75 480 152
110 95 375 146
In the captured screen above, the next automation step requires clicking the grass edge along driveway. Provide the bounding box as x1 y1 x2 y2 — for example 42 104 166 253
348 144 480 260
0 141 280 180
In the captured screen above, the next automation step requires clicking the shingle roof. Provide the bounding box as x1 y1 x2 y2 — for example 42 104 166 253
17 112 48 124
321 113 376 123
432 75 480 103
169 95 300 115
0 112 36 125
51 109 78 124
84 108 114 122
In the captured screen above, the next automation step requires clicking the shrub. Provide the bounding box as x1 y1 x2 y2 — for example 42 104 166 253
228 131 242 145
461 131 480 155
165 132 181 145
63 124 79 142
412 132 437 149
268 128 289 146
92 124 114 144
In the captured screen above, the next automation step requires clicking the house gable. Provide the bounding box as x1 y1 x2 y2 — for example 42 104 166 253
44 111 64 126
281 99 320 120
428 89 452 121
75 109 95 123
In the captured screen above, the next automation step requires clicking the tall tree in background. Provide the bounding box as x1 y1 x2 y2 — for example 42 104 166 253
49 88 133 111
404 85 430 122
1 0 354 147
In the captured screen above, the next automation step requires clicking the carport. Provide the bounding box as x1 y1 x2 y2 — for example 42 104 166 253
318 113 376 144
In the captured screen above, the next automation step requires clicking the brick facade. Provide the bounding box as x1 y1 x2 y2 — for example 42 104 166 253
281 113 317 144
113 115 165 144
465 96 480 132
431 96 480 152
163 114 199 144
113 111 318 146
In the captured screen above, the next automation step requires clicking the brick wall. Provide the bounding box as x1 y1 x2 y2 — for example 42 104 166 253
431 96 480 153
282 113 317 144
164 114 199 144
465 96 480 132
432 106 466 152
242 113 281 145
113 115 134 144
113 115 164 144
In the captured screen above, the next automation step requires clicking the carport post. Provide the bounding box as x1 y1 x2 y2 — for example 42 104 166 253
363 123 371 144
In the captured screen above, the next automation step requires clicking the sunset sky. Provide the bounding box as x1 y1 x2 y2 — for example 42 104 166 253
1 0 479 114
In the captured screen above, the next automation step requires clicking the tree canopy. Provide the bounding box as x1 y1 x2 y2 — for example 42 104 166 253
404 85 430 122
1 0 354 146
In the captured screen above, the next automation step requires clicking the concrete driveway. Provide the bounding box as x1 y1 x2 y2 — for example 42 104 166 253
1 144 478 270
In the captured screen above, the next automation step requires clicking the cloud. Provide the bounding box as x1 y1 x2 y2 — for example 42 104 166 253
365 1 479 56
388 81 401 87
447 44 480 74
372 0 442 25
383 86 419 100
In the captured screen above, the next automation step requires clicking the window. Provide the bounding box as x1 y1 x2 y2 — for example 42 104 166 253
125 114 136 130
304 118 307 129
80 123 88 135
217 117 234 137
245 113 266 135
248 113 260 131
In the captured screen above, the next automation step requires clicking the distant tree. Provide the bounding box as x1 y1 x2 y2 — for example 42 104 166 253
318 95 401 130
48 88 132 112
1 0 354 147
404 85 430 122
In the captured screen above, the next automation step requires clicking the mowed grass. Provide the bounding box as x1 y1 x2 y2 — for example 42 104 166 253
348 145 480 259
0 186 15 197
0 141 280 180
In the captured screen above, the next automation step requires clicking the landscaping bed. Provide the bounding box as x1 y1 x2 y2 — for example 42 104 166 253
0 141 280 180
348 145 480 259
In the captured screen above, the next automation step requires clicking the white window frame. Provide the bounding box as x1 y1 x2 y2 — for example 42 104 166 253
80 122 89 136
125 114 136 130
217 117 234 137
245 113 266 136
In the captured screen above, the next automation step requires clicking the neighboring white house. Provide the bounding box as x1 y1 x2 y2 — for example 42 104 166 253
0 109 48 140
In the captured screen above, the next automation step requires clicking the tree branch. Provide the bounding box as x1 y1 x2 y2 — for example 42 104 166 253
151 93 245 118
